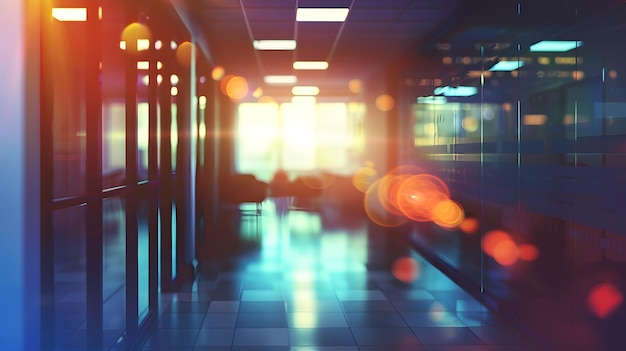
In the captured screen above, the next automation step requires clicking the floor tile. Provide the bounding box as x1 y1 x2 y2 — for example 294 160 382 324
288 328 357 346
236 312 288 327
401 311 467 327
340 301 396 312
239 301 286 313
411 327 484 345
201 313 237 328
287 312 349 328
335 290 388 301
233 328 289 346
157 313 206 329
207 301 239 313
351 328 423 346
194 329 235 347
145 328 199 347
345 312 408 327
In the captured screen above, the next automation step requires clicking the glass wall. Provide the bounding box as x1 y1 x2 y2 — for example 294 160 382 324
397 1 626 350
42 0 199 349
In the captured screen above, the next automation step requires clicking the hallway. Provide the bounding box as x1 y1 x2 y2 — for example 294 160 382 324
140 199 539 351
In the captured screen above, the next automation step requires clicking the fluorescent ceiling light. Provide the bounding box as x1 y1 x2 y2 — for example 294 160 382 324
293 61 329 70
52 8 87 21
434 86 478 97
253 40 296 50
264 75 297 85
292 86 320 96
489 61 525 71
417 96 447 104
296 8 349 22
530 40 583 52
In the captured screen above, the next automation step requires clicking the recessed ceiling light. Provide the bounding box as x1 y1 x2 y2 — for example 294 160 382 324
292 86 320 96
253 40 297 50
296 8 349 22
52 8 87 21
264 75 298 85
489 61 525 71
530 40 582 52
293 61 329 70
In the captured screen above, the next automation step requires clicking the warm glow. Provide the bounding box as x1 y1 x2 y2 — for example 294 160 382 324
462 116 479 132
587 283 623 318
518 244 539 261
52 8 87 21
481 230 513 257
391 257 420 283
176 41 195 67
348 79 363 94
120 23 152 53
170 87 178 96
265 75 297 85
212 66 225 81
252 87 263 98
364 178 408 228
376 94 395 112
459 217 479 234
226 76 249 100
377 174 410 216
170 74 179 86
432 199 465 230
523 114 547 126
219 75 235 95
493 239 519 266
395 174 450 222
352 166 378 193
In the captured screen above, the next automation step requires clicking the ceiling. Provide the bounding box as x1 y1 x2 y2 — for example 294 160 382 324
172 0 479 102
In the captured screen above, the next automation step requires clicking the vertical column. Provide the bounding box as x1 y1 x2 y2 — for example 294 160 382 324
147 14 159 309
85 0 104 349
159 47 174 291
124 0 139 336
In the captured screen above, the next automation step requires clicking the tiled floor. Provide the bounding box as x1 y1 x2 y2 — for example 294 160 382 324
140 198 541 351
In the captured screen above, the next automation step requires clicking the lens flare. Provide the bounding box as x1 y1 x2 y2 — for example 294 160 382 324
587 283 623 318
226 76 249 100
459 217 479 234
364 179 408 228
375 94 395 112
518 244 539 261
219 74 235 96
493 239 519 266
377 174 410 216
120 23 152 54
352 166 377 193
212 66 225 80
432 199 465 230
395 174 450 222
348 79 363 94
176 41 195 67
391 257 420 283
481 230 513 257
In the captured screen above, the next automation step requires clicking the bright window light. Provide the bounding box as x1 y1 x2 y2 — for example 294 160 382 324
253 40 297 50
292 96 317 104
52 8 87 21
433 86 478 97
137 61 149 70
264 75 298 85
296 8 350 22
489 61 525 71
530 40 582 52
293 61 329 70
292 86 320 96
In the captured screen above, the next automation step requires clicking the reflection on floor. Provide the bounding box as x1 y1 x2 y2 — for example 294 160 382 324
141 198 540 351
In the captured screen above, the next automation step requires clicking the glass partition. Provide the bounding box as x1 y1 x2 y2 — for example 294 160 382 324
399 1 626 349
